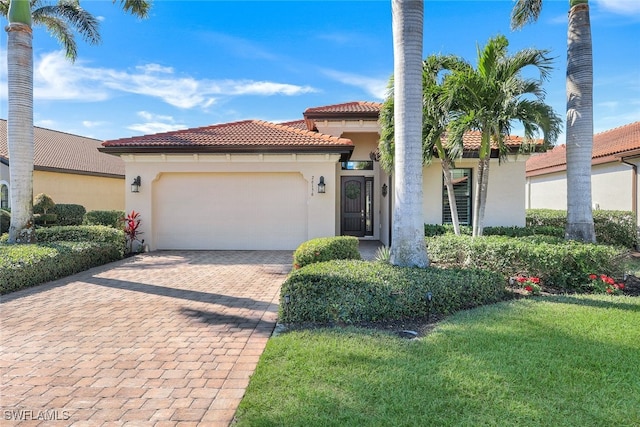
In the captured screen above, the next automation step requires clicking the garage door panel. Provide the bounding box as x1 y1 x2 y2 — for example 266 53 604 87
154 172 307 250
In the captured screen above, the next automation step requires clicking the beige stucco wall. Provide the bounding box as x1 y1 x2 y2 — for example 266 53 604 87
526 171 567 210
34 171 124 212
591 163 634 211
423 157 528 227
527 161 636 213
122 153 340 250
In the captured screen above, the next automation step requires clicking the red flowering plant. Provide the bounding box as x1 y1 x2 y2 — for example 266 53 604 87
515 276 541 295
124 210 143 253
588 274 625 295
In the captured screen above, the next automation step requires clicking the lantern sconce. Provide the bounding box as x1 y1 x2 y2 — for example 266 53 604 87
382 183 388 198
317 176 326 194
131 176 141 193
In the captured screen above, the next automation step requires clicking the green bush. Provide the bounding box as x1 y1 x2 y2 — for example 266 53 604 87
1 209 10 235
426 234 625 292
293 236 361 268
36 225 126 255
84 210 125 228
54 204 86 226
0 240 123 294
279 260 507 324
526 209 637 248
483 225 565 238
33 193 55 214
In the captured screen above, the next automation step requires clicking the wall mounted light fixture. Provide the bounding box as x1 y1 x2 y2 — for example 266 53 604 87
317 176 326 194
131 176 141 193
382 183 388 198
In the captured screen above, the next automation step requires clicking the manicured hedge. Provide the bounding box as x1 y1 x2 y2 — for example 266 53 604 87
426 234 625 292
0 226 126 294
83 210 125 228
526 209 637 248
279 260 507 324
1 209 9 234
293 236 361 269
54 204 86 226
0 240 124 294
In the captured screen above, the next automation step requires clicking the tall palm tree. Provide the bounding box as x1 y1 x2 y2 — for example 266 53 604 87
379 54 470 235
389 0 429 267
2 0 150 243
511 0 596 243
445 35 562 237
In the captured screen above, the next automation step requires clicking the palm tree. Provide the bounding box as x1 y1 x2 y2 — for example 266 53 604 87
379 54 470 236
445 35 562 237
2 0 150 243
389 0 429 267
511 0 596 243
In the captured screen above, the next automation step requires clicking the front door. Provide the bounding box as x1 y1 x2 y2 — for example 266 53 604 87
341 176 374 237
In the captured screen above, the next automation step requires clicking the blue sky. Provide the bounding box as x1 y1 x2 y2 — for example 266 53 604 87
1 0 639 142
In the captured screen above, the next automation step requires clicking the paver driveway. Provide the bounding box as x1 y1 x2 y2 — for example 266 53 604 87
0 250 292 426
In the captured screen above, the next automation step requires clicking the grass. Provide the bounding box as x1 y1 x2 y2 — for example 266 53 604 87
235 295 640 426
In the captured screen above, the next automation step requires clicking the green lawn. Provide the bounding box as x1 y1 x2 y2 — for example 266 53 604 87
235 295 640 426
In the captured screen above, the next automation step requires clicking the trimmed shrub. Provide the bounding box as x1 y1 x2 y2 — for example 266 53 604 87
36 225 126 256
426 234 625 292
526 209 637 248
84 210 125 228
0 240 123 294
483 225 564 238
279 260 507 324
54 204 86 226
424 224 472 236
1 209 10 235
293 236 361 269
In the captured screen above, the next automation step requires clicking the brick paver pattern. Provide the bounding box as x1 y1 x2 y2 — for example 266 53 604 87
0 250 292 426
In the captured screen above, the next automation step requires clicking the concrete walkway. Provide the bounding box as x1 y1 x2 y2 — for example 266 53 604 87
0 251 292 426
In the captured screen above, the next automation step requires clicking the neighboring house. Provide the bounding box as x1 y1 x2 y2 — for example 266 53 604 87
0 119 125 212
100 101 538 250
526 121 640 226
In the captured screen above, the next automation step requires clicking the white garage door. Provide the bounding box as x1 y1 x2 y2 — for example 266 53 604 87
154 172 308 250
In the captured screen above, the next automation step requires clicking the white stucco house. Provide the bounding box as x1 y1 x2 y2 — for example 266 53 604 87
526 121 640 226
100 101 538 250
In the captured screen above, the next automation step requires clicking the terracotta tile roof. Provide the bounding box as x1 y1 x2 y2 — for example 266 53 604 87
0 119 124 177
304 101 383 116
526 121 640 175
277 119 308 130
101 120 354 155
443 130 537 151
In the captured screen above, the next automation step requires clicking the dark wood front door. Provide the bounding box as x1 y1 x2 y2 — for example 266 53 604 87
341 176 374 237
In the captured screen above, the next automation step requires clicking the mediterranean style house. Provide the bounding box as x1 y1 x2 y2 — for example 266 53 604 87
526 121 640 227
0 119 125 212
100 101 539 250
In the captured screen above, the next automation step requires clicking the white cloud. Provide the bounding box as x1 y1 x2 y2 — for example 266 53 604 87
595 0 640 14
321 69 389 100
127 122 188 135
0 50 318 109
82 120 108 128
127 111 188 135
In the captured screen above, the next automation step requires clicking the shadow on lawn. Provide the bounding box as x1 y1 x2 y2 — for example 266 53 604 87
542 293 640 312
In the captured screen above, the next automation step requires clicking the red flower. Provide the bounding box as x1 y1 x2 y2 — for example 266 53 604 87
606 288 613 293
524 285 533 292
530 277 540 284
617 283 625 290
516 277 527 283
589 274 597 280
605 277 615 285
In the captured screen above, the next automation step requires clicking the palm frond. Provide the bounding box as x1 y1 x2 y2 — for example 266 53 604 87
115 0 151 18
511 0 543 30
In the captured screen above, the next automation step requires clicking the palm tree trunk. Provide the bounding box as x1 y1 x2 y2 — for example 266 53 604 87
6 20 36 243
565 1 595 242
441 159 461 235
390 0 429 267
472 156 490 237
